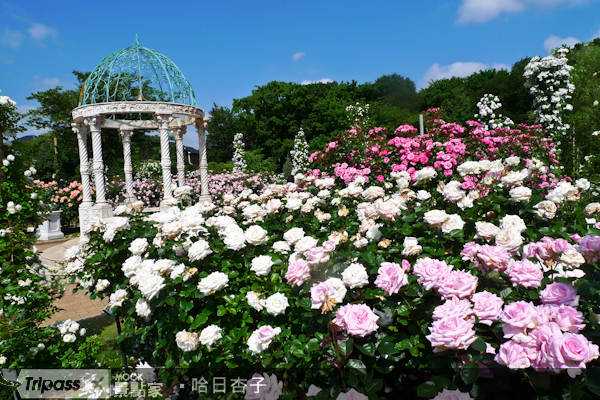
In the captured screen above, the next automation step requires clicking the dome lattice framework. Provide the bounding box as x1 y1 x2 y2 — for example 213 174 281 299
79 36 197 108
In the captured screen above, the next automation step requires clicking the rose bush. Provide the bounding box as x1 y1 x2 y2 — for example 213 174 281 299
74 115 600 399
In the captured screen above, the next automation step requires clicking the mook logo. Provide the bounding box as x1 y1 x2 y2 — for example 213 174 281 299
16 369 111 398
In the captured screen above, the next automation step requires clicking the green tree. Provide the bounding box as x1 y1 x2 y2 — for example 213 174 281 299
0 91 25 184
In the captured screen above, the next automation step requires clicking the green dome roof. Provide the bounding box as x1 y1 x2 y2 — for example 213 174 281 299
79 37 197 107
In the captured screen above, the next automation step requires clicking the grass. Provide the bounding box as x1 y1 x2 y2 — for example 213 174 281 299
79 313 129 369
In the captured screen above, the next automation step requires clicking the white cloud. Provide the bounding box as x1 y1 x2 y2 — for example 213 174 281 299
543 35 580 53
28 23 57 40
42 77 61 86
2 27 24 47
457 0 524 24
591 27 600 40
17 105 36 114
301 78 333 85
492 63 511 71
292 51 306 61
423 62 488 83
457 0 586 24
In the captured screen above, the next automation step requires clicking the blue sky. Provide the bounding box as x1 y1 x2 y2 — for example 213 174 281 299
2 0 600 149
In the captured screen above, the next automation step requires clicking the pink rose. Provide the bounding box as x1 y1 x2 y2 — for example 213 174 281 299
432 297 473 321
540 282 579 307
476 245 511 271
426 316 477 352
494 340 531 369
507 259 543 288
550 305 585 333
375 262 408 295
548 333 599 377
528 323 562 370
335 388 369 400
305 246 330 268
461 242 480 261
432 388 474 400
552 238 571 254
310 282 338 312
413 259 453 290
257 325 279 346
501 301 537 339
339 304 379 337
333 304 352 327
472 291 503 326
285 260 310 287
245 373 282 400
436 270 478 299
579 235 600 264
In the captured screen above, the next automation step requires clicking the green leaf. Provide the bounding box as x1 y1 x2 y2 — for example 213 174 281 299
361 251 376 265
417 381 441 398
499 287 513 299
165 297 176 306
460 363 479 384
471 338 487 353
338 339 353 356
181 299 194 312
366 378 383 394
347 359 367 375
378 342 397 355
190 314 208 329
356 343 375 357
562 384 584 400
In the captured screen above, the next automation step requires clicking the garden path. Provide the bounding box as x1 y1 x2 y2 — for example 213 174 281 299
37 237 108 326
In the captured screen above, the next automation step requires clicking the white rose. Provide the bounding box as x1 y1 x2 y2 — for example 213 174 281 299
244 227 269 246
377 201 400 221
24 169 31 177
559 249 586 267
342 263 369 289
575 178 590 190
199 325 222 348
505 156 520 166
265 293 289 316
533 200 557 220
457 161 481 176
283 227 305 245
499 215 527 232
175 330 199 352
197 272 229 295
95 279 110 292
366 224 382 242
242 204 266 221
188 239 213 262
135 298 152 318
6 155 15 162
413 167 437 182
442 214 465 233
246 291 265 311
584 203 600 215
474 222 501 241
286 198 303 211
265 199 282 214
63 334 76 343
295 236 318 253
362 186 385 200
501 170 529 186
272 240 291 254
223 227 247 251
423 210 449 227
138 272 166 300
108 289 127 310
495 229 523 253
402 237 422 256
114 205 128 215
128 238 149 256
509 186 532 202
325 277 347 303
122 255 143 278
251 255 274 276
443 181 466 202
416 190 431 201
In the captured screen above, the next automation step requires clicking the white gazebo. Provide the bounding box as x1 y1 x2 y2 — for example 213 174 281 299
72 37 210 236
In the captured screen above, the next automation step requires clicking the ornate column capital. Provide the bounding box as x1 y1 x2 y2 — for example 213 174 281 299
83 115 104 131
155 113 174 127
172 126 185 140
119 127 134 143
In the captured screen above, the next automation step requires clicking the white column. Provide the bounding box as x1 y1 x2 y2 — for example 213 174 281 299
156 113 174 209
85 116 107 205
72 122 93 206
84 115 112 223
195 119 210 202
119 126 136 205
173 126 186 187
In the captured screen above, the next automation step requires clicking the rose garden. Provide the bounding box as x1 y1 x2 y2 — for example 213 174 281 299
1 42 600 400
